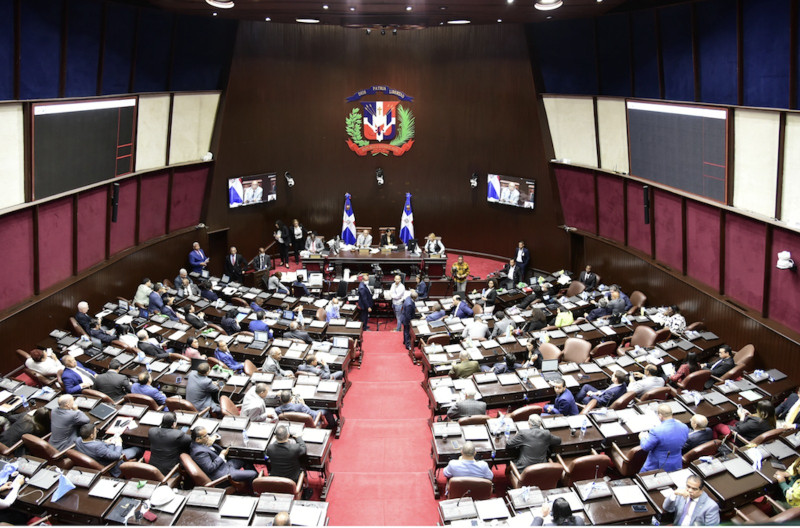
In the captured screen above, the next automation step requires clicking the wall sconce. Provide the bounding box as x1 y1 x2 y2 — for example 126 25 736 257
375 168 385 186
470 172 479 188
284 171 295 188
777 251 796 271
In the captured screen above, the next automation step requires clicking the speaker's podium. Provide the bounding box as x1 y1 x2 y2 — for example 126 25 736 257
245 268 268 288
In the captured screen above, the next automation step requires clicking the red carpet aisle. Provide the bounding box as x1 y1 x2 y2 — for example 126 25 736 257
326 330 440 525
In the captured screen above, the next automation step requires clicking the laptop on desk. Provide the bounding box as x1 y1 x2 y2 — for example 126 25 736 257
541 359 561 382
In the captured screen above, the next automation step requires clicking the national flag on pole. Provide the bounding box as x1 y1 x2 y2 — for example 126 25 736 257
341 193 357 245
400 193 414 243
487 174 500 201
228 178 244 205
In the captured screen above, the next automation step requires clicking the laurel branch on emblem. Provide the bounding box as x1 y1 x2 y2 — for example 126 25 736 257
345 105 415 156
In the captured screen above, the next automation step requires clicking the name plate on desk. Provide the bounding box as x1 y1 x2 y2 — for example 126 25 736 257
358 249 370 255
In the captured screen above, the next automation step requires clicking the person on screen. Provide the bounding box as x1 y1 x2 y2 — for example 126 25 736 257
500 182 520 204
243 181 263 204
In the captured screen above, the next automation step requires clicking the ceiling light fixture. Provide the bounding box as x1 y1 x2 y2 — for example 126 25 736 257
349 6 355 11
406 5 412 10
323 4 329 8
296 17 320 23
447 19 470 24
366 28 371 35
507 0 514 3
497 18 502 22
392 28 397 35
265 17 271 21
206 0 234 8
534 0 562 10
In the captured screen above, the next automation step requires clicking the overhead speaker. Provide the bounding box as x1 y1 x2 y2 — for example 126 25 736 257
111 182 120 223
643 185 650 225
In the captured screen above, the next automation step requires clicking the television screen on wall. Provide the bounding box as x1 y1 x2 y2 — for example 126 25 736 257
487 174 535 209
228 173 277 208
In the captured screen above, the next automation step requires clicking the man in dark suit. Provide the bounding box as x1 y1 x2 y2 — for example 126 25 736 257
499 259 523 290
148 283 167 314
683 414 713 453
74 424 142 477
265 425 306 483
75 301 93 333
544 379 579 416
574 370 628 407
702 345 735 389
60 355 96 394
223 246 247 283
148 412 192 476
777 387 800 427
513 241 531 276
49 395 90 450
447 389 487 420
578 265 598 291
249 247 271 272
186 363 221 414
189 426 256 487
285 321 312 344
93 359 131 402
357 274 374 328
88 319 116 345
401 290 418 351
136 330 169 360
188 242 209 274
506 414 561 471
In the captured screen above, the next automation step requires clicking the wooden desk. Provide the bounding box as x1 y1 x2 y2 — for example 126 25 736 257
105 487 188 525
43 473 123 525
251 499 329 526
581 478 656 525
691 453 772 511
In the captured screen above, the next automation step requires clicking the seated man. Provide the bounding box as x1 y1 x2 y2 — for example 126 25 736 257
544 378 579 416
74 423 142 477
443 441 492 480
292 277 311 297
133 278 153 316
507 415 561 471
262 347 295 378
297 355 344 380
462 318 489 341
627 364 665 397
268 272 290 294
701 345 735 389
275 390 336 430
160 296 180 322
285 321 312 344
174 268 193 290
248 311 273 337
586 286 627 322
220 309 242 335
148 412 192 476
446 389 486 421
491 311 515 338
199 280 219 302
480 353 521 374
452 296 474 319
148 283 167 314
88 319 116 345
214 340 244 373
186 363 222 414
93 359 131 402
190 426 256 487
499 259 522 290
425 302 446 322
683 414 713 453
131 372 167 406
60 355 97 394
265 425 306 483
325 298 341 321
137 330 168 359
639 404 689 472
356 229 372 249
662 475 720 525
240 383 277 422
50 394 90 450
448 351 480 379
574 370 628 407
75 301 94 333
177 277 201 298
416 275 429 300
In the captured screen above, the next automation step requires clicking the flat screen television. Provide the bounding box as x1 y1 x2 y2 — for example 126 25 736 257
487 174 535 209
228 173 277 208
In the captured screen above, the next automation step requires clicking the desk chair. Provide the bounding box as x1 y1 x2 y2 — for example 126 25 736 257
626 291 647 315
169 352 191 363
685 321 706 332
562 338 591 364
609 443 648 477
253 474 305 499
206 322 227 336
162 279 175 289
165 396 210 416
230 297 249 308
733 344 756 371
507 461 563 490
123 393 163 411
682 439 721 467
637 386 675 403
205 357 223 369
15 349 57 388
0 440 23 457
446 477 493 500
21 434 73 470
677 369 711 392
733 498 800 524
279 411 321 428
556 450 611 487
564 281 585 298
179 453 250 494
617 326 657 356
80 388 118 405
653 327 671 344
712 363 746 385
69 317 89 338
589 341 616 359
579 391 636 415
64 449 116 474
119 461 181 488
243 359 258 376
734 427 786 447
507 404 543 422
315 307 326 321
538 343 563 362
220 395 240 417
458 415 491 426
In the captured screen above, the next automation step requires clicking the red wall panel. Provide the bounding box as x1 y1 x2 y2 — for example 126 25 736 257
76 188 108 272
685 200 720 290
626 182 651 254
139 171 169 242
596 173 625 242
169 166 208 232
37 198 73 290
653 190 683 271
768 228 800 333
555 166 596 233
109 178 138 255
0 210 34 311
724 214 766 311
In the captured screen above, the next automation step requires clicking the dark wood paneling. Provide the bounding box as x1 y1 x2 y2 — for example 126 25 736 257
207 23 569 273
582 234 800 378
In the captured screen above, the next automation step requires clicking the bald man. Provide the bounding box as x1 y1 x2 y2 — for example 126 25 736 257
639 404 689 472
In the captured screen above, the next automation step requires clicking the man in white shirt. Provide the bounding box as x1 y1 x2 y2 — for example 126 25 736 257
662 475 719 525
442 441 492 480
627 364 665 397
240 383 277 422
243 181 263 204
325 298 341 321
389 275 406 332
356 229 372 248
462 318 489 341
500 182 520 204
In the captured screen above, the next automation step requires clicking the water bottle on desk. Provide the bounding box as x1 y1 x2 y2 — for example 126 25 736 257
580 417 588 436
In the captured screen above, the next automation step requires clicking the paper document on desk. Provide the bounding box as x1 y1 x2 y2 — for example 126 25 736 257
168 330 186 341
566 414 591 429
549 491 583 511
89 478 126 500
116 315 133 325
317 381 339 393
599 422 628 437
612 484 647 504
220 495 257 518
669 468 694 490
346 321 362 329
434 387 456 404
294 384 317 400
475 498 509 520
291 504 323 526
453 379 477 392
739 389 762 402
625 412 660 433
462 425 490 441
562 375 579 388
506 509 534 527
600 326 616 336
531 377 550 390
303 428 328 444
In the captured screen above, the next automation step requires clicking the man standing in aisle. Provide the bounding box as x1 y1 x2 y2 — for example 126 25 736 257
513 240 530 277
401 291 418 351
358 273 373 329
451 255 470 294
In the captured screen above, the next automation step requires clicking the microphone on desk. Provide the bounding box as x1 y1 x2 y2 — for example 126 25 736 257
658 451 670 471
457 489 472 506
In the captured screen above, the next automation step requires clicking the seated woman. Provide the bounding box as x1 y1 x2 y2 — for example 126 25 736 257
24 348 63 378
0 408 50 455
526 308 548 332
0 472 29 524
532 498 584 526
214 340 244 373
423 233 446 254
717 400 776 441
669 352 699 386
522 341 543 370
184 338 207 360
